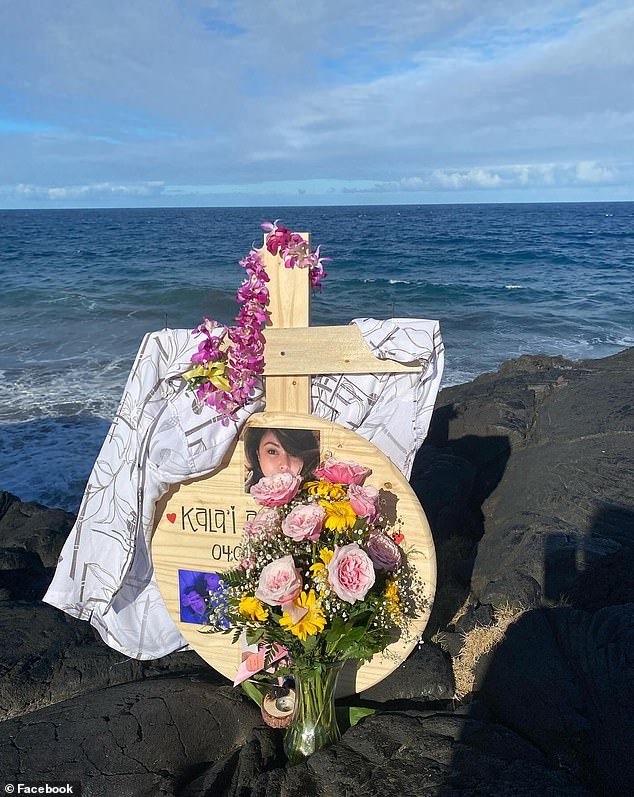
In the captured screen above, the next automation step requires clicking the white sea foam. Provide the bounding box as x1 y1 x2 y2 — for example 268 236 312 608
0 360 126 424
504 284 525 289
441 370 479 388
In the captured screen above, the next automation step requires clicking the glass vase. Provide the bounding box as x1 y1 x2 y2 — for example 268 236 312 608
283 661 344 764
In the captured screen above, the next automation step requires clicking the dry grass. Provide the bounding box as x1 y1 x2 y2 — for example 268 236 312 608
449 595 473 627
452 603 526 699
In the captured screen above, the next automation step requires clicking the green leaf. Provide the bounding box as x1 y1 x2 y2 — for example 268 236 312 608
328 616 345 636
241 680 264 707
264 665 292 679
344 627 367 641
335 706 376 731
350 706 376 726
301 634 318 653
246 627 265 646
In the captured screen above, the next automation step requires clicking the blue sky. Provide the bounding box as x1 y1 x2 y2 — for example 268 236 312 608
1 0 633 208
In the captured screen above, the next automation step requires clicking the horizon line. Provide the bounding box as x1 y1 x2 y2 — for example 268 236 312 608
2 197 633 212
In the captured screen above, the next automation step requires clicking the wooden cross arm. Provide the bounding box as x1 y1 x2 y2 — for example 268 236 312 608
262 325 424 376
261 232 422 413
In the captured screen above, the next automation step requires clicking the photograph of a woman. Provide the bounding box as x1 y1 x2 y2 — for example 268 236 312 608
178 569 224 625
243 427 320 490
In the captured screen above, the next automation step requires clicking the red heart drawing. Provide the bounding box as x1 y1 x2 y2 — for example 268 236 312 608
393 532 404 545
166 513 177 524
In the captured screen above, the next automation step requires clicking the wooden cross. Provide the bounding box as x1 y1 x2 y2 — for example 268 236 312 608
261 233 422 413
151 231 436 695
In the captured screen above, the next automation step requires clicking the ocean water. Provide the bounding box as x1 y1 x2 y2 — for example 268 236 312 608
1 203 633 512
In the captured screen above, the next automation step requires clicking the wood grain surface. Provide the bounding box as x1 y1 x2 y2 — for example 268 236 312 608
152 411 436 697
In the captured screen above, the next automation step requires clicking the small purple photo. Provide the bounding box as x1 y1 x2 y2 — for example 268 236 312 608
178 568 223 625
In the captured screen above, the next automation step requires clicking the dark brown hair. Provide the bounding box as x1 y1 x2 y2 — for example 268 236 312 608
244 427 320 486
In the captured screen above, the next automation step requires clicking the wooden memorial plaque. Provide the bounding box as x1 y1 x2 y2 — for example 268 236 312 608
151 233 437 696
153 411 436 695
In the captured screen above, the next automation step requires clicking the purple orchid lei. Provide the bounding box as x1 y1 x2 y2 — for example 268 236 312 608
182 222 329 423
261 221 328 289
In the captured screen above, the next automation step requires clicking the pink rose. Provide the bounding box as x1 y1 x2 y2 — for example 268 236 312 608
244 507 281 538
250 472 302 507
313 456 371 486
365 532 402 572
255 555 302 606
327 543 376 603
347 484 379 519
282 503 325 542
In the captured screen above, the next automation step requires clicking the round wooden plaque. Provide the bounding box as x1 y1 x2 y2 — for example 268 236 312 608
152 411 436 697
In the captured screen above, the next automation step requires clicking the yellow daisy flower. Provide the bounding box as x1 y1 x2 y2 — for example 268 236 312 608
304 480 347 500
384 579 402 620
309 562 325 578
309 548 334 591
318 547 334 565
238 595 269 622
279 589 326 641
320 499 357 532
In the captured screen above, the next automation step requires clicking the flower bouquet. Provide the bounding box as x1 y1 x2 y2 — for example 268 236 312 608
203 453 422 763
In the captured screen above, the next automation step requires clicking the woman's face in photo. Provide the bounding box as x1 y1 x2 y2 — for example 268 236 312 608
257 430 304 477
186 591 206 614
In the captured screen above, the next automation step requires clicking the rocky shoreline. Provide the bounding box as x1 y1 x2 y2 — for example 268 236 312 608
1 348 632 796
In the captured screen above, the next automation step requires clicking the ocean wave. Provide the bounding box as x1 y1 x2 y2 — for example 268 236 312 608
1 202 632 512
0 416 110 512
0 360 127 424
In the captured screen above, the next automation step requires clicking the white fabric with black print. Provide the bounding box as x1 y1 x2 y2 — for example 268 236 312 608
43 318 444 659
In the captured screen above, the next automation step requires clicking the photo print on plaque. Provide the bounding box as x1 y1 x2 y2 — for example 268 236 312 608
178 568 227 627
243 427 321 491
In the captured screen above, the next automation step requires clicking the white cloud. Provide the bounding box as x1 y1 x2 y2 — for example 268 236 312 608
343 160 623 194
0 1 633 205
432 168 504 189
15 181 166 201
575 161 616 183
